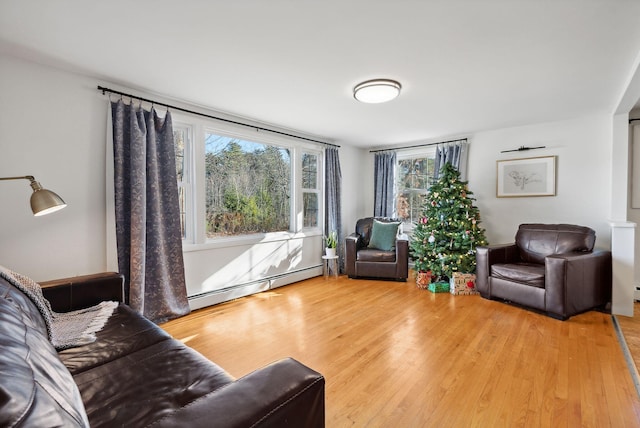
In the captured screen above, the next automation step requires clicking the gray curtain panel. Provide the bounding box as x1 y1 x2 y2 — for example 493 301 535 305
325 147 342 271
111 100 190 323
434 140 469 180
373 151 396 217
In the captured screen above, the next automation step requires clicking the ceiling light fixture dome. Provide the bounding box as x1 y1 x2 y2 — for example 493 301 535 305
353 79 401 103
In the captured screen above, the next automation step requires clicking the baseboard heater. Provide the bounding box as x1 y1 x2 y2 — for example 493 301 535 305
187 264 322 310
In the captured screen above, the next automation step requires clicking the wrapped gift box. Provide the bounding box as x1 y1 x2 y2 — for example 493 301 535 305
416 271 432 289
450 273 478 295
428 281 450 293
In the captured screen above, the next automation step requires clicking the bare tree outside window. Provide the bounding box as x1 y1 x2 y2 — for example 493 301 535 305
204 133 291 237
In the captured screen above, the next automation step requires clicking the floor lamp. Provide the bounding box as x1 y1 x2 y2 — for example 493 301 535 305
0 175 67 216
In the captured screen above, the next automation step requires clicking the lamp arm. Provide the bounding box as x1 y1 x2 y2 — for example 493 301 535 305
0 175 35 182
0 176 43 192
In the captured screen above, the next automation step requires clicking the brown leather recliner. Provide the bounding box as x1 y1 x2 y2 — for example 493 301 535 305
345 217 408 281
475 224 612 320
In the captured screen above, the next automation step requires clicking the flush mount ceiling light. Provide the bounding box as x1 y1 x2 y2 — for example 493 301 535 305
353 79 402 103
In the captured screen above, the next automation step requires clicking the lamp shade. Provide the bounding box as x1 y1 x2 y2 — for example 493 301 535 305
30 185 67 216
353 79 402 103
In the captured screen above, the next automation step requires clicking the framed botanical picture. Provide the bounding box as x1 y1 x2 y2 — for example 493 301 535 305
496 155 556 197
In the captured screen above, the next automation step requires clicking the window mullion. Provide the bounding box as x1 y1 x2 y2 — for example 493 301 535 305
192 122 207 245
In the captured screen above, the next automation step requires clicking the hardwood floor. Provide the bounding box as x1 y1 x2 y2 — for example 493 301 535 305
161 275 640 427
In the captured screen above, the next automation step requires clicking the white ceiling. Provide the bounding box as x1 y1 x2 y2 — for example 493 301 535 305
1 1 640 148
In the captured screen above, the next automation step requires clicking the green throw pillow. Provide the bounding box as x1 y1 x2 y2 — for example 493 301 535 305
368 220 400 251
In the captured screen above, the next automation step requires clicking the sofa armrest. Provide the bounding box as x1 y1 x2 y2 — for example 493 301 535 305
545 250 612 318
40 272 125 312
345 233 361 247
345 233 361 277
395 236 409 279
154 357 325 428
475 243 519 297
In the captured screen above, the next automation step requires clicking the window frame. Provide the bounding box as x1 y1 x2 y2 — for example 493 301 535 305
173 123 195 243
300 151 322 230
173 112 324 251
395 146 437 234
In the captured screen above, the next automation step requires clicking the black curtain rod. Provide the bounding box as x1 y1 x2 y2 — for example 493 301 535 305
369 137 467 153
97 85 339 148
631 118 640 123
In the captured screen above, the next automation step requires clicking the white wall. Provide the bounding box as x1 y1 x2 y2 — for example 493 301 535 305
467 114 612 249
183 234 322 308
0 53 109 280
338 144 371 237
346 114 613 257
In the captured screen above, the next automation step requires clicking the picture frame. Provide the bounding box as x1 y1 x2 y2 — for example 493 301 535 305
496 155 556 198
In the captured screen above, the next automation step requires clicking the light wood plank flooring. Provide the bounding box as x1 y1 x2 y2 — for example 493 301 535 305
161 275 640 427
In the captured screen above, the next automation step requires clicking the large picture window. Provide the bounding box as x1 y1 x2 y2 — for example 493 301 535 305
172 112 322 246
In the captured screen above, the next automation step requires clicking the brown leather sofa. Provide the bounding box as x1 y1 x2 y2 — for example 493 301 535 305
475 224 612 320
345 217 408 281
0 272 325 427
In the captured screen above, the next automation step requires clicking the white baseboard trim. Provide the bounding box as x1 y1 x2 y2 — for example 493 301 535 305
270 266 323 289
187 265 322 310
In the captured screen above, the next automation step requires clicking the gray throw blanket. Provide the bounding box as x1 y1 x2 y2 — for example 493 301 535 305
0 266 118 350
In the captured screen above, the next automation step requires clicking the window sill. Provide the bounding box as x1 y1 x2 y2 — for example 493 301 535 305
182 229 323 253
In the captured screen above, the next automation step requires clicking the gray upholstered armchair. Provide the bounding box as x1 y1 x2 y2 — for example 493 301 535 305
475 224 611 320
345 217 408 281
